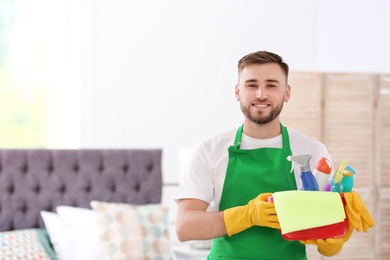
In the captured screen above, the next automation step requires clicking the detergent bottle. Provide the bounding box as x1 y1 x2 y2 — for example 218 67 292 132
340 165 355 192
313 157 332 191
287 155 319 191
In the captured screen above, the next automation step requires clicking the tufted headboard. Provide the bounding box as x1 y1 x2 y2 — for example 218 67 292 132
0 149 162 232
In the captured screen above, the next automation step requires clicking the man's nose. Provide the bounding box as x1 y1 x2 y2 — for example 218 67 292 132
256 86 267 99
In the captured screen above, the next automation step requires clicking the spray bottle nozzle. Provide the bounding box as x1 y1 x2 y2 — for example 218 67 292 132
287 155 312 172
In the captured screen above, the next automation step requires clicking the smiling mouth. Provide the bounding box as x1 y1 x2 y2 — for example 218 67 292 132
253 103 269 108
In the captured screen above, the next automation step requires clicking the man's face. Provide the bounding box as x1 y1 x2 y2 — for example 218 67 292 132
235 63 290 125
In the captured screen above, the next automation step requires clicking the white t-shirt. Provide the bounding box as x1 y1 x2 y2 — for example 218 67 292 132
175 126 332 211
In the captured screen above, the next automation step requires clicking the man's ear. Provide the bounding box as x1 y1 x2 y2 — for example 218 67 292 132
284 85 291 102
235 85 240 101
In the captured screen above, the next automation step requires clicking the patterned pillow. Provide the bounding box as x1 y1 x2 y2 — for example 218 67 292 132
0 229 57 260
90 201 171 260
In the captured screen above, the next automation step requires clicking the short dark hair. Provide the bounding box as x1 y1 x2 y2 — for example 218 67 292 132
237 51 289 78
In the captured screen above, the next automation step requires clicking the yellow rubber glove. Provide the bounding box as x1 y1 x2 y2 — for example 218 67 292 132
343 192 375 232
300 224 354 257
223 193 280 236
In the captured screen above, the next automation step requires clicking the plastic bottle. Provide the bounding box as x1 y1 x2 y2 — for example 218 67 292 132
340 165 355 192
313 157 332 191
330 160 348 193
287 155 319 191
330 179 344 192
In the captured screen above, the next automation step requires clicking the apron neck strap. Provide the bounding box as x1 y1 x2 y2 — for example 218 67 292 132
281 123 291 150
233 125 244 147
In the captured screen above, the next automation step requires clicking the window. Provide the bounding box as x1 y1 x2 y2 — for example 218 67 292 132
0 0 80 148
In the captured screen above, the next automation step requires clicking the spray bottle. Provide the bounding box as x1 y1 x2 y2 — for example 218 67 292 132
313 157 332 191
287 155 319 191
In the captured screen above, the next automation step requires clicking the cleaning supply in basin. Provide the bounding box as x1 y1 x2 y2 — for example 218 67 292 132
330 160 348 193
287 155 319 191
313 157 332 191
340 165 355 192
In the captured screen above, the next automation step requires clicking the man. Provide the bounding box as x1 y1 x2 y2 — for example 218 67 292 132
175 51 374 259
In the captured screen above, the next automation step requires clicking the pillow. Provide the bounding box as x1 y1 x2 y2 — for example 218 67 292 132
55 206 100 260
0 228 57 260
90 201 171 259
40 211 71 260
41 207 100 260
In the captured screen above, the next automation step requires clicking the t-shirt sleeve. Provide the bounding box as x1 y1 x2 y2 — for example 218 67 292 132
174 141 215 205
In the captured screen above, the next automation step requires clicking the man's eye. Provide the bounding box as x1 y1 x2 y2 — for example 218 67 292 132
267 84 276 88
248 84 257 88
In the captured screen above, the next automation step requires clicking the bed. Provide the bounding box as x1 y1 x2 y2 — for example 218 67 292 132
0 149 170 259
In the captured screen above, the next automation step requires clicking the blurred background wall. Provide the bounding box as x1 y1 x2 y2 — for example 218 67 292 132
78 0 390 183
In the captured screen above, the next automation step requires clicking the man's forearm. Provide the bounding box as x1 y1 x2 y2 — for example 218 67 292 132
176 210 227 242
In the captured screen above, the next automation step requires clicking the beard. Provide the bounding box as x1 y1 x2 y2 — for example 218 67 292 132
240 100 284 125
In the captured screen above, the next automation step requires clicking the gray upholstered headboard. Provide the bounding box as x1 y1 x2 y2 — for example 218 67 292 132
0 149 162 232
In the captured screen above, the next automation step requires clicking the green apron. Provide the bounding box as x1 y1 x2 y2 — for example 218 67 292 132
208 124 306 260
